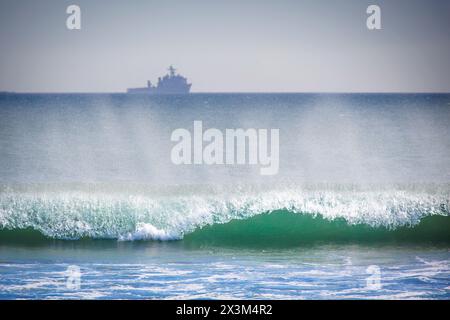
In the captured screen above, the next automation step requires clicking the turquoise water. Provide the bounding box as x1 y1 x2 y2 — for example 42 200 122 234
0 93 449 299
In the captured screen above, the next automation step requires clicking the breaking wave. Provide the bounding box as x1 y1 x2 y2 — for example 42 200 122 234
0 183 449 245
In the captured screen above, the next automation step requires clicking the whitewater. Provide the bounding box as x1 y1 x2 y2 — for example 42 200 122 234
1 183 448 242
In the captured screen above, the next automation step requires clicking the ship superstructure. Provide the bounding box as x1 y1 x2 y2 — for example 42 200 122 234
127 66 191 94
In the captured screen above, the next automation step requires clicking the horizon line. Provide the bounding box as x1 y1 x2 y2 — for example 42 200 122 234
2 91 450 95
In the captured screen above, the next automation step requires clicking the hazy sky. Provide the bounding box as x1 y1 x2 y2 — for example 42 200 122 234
1 0 449 92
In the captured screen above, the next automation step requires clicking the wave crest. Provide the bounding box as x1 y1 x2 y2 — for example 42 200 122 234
0 184 448 241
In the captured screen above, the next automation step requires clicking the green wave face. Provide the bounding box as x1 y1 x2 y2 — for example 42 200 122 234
183 211 450 248
1 211 448 249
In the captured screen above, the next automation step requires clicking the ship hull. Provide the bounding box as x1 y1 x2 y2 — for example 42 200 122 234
127 84 191 94
127 86 190 95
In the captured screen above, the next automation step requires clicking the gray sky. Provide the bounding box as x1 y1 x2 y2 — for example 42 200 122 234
0 0 449 92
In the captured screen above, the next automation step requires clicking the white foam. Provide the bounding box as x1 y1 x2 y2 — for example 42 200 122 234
118 223 180 241
0 183 448 240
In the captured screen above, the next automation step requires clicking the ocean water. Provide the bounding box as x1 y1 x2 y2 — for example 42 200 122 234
0 93 449 299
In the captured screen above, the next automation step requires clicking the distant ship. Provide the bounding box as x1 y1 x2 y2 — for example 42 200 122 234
127 66 191 94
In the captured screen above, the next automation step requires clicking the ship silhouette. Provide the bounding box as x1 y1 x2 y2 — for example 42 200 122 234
127 66 191 94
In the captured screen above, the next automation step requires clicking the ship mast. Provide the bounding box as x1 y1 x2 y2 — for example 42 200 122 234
168 65 176 77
